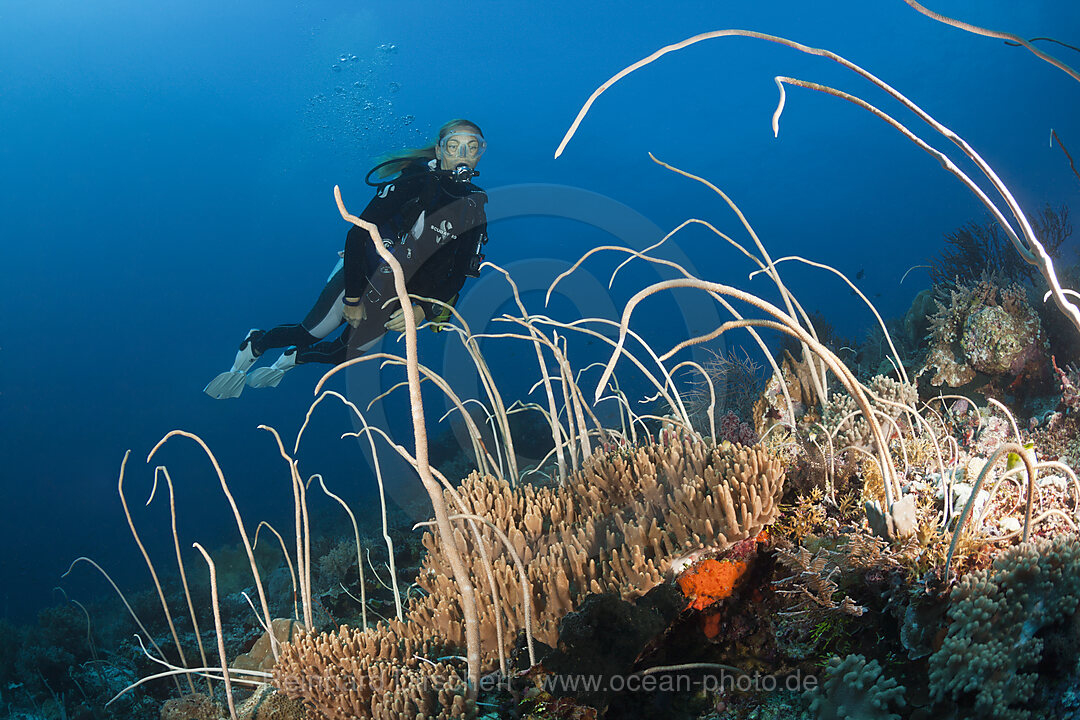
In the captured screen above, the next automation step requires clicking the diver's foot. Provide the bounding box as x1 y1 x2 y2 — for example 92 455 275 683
203 329 263 399
247 347 297 389
231 329 264 373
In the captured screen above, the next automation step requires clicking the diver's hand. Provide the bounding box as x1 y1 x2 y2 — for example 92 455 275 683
385 303 425 332
343 300 367 328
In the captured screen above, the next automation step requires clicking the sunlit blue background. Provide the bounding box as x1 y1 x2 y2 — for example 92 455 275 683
2 0 1078 620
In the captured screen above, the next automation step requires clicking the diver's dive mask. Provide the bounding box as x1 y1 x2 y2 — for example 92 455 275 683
438 131 486 161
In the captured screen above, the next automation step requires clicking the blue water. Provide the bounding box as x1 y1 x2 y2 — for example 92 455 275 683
1 0 1078 621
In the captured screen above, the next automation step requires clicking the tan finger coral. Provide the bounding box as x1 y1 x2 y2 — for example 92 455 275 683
273 624 473 720
408 431 784 661
272 432 784 715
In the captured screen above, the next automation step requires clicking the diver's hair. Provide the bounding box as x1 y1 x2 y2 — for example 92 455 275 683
372 118 484 180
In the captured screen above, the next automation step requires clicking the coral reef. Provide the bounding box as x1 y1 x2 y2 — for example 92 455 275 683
269 433 785 717
925 275 1048 388
1054 356 1080 414
273 626 472 720
928 533 1080 719
819 374 917 452
20 13 1080 720
804 654 906 720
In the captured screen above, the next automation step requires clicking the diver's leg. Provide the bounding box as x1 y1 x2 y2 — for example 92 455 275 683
250 262 346 355
296 334 350 366
207 261 347 398
247 263 347 388
250 325 316 356
296 307 388 366
299 261 347 340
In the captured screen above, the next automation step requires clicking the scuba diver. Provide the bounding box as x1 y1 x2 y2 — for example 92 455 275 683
204 119 489 399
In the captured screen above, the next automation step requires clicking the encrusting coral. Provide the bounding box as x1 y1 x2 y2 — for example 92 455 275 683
161 691 224 720
161 685 309 720
234 618 303 673
928 533 1080 719
804 653 906 720
926 275 1048 387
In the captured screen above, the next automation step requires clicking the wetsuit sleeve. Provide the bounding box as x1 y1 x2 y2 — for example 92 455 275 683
343 176 423 299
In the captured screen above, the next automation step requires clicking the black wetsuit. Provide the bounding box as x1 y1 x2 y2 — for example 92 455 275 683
251 163 488 365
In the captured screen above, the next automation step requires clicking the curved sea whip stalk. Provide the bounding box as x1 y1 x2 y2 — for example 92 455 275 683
147 430 277 659
253 520 300 622
146 465 212 692
554 27 1080 336
945 442 1038 576
903 0 1080 84
308 473 368 631
330 185 482 694
61 557 174 686
323 351 500 482
484 262 571 484
545 206 799 426
600 282 903 508
115 453 193 692
192 543 238 720
414 292 522 484
259 425 313 633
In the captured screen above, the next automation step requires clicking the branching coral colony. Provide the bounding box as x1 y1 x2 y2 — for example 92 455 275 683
44 4 1080 720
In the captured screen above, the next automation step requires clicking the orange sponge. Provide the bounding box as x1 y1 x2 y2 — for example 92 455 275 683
676 532 768 612
677 558 749 611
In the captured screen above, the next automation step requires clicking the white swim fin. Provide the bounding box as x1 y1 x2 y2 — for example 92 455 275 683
204 329 262 399
203 371 248 399
247 347 297 389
